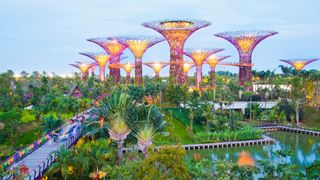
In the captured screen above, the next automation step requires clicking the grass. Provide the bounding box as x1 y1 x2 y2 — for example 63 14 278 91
15 127 43 147
164 108 204 132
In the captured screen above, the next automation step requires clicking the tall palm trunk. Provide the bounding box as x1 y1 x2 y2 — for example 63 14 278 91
117 140 124 165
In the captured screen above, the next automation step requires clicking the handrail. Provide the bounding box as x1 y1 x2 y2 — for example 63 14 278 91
0 109 91 172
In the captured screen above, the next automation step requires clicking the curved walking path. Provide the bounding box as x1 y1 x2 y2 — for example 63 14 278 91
1 110 92 180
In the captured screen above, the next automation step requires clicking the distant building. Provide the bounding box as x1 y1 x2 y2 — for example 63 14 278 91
68 85 82 98
253 83 291 93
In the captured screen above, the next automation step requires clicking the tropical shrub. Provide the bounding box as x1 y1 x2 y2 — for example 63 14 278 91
20 110 36 123
194 127 263 143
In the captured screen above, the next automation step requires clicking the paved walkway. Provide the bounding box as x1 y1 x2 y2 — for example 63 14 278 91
1 109 91 180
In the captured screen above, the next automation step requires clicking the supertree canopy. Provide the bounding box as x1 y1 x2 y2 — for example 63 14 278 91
142 19 211 84
79 52 114 82
280 59 319 71
215 30 278 91
69 62 94 82
184 48 223 89
109 36 164 85
143 62 169 78
205 55 230 89
87 38 127 83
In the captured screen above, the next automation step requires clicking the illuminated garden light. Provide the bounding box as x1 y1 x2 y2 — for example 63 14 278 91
87 38 127 83
143 62 168 78
280 59 319 71
142 19 210 84
205 55 230 89
79 52 114 81
69 62 94 82
184 48 223 89
109 36 164 85
215 30 278 91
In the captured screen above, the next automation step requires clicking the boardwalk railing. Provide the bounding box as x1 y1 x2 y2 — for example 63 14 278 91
255 125 320 136
0 109 92 180
123 135 275 153
29 129 81 180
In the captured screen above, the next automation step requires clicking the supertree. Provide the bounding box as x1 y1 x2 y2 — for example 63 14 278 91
215 30 278 91
143 62 168 78
142 19 210 84
109 36 164 85
181 61 195 84
205 55 230 89
69 62 94 82
280 59 319 71
87 38 127 83
79 52 114 81
279 58 318 126
184 48 223 89
109 63 135 84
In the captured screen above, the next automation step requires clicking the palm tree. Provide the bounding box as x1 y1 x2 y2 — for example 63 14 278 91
92 93 134 165
132 125 155 156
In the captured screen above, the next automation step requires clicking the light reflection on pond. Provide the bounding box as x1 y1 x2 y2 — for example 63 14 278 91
189 131 320 170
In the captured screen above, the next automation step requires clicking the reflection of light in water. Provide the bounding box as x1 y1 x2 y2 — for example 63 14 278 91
237 151 254 166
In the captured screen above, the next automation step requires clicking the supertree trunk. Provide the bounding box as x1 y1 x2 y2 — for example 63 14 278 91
195 65 202 89
82 72 88 82
126 72 131 84
135 57 143 85
239 54 253 91
110 56 121 83
210 67 216 90
170 47 185 84
154 73 160 79
99 66 106 81
184 72 188 85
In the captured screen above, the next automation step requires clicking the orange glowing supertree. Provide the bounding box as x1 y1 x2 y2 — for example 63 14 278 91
109 36 164 85
280 59 319 71
109 63 135 84
142 20 210 84
79 52 114 81
70 62 94 82
87 38 127 83
184 48 223 89
215 30 278 91
205 55 230 89
143 62 168 78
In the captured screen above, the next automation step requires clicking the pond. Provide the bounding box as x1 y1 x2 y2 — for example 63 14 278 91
189 131 320 170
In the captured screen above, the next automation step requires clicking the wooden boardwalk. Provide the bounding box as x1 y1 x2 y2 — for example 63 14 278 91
123 135 275 153
256 125 320 136
1 109 92 180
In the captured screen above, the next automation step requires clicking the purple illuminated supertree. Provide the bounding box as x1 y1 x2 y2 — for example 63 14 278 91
205 55 230 89
69 62 94 82
184 48 223 89
280 59 319 71
215 30 278 91
142 20 210 84
87 38 127 83
79 52 114 81
109 36 164 85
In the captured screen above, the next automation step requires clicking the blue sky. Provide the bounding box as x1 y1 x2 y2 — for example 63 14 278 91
0 0 319 76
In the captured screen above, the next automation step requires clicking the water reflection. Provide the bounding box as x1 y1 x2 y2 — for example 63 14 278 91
190 131 320 170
